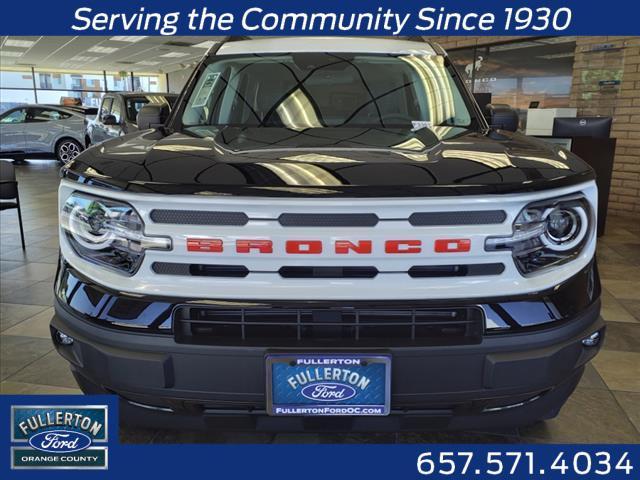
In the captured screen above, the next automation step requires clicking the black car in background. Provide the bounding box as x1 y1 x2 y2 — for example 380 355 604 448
86 92 177 146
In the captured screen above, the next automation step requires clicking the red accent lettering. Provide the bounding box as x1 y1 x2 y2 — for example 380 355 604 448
434 239 471 253
286 240 323 254
236 239 273 254
335 240 372 255
187 238 223 253
385 240 422 254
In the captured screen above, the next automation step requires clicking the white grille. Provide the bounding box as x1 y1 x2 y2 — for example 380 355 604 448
59 179 597 301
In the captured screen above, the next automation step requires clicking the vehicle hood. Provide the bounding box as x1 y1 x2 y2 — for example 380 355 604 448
65 126 594 197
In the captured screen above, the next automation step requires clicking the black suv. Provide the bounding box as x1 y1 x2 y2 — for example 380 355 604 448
51 37 603 432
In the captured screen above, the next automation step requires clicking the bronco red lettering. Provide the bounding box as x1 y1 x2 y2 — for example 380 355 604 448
187 238 223 253
236 239 273 254
385 240 422 254
335 240 372 254
434 239 471 253
286 240 323 254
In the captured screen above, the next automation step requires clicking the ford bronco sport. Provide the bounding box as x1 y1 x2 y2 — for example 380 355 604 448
51 37 603 431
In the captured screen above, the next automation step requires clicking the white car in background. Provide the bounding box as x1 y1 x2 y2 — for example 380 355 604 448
0 104 87 164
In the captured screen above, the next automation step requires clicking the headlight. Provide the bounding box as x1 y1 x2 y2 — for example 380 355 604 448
60 192 171 274
485 195 593 275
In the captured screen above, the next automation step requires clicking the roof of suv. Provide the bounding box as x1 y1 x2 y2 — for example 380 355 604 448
216 37 438 56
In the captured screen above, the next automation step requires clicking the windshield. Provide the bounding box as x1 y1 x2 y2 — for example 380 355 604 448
181 53 473 131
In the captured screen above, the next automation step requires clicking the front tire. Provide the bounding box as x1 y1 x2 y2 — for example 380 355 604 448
56 138 83 165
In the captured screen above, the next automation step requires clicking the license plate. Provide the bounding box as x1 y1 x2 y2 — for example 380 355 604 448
266 354 391 416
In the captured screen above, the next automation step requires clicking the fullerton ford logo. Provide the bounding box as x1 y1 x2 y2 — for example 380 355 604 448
283 359 373 407
28 430 92 453
301 383 357 402
11 405 109 470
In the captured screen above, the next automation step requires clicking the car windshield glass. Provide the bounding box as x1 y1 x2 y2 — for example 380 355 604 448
181 53 473 130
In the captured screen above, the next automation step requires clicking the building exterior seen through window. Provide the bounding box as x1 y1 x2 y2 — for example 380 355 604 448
0 69 162 113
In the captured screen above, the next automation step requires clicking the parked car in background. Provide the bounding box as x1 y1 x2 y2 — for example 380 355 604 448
86 92 177 146
0 104 87 164
46 104 99 121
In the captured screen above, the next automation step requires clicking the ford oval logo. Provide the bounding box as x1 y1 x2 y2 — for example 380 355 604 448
300 382 357 402
28 430 92 453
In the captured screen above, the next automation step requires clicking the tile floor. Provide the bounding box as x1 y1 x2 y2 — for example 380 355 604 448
1 160 639 444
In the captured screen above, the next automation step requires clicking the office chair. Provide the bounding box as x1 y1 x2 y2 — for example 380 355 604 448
0 160 26 250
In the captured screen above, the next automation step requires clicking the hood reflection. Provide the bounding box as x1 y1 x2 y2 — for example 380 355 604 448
67 126 593 196
258 162 342 186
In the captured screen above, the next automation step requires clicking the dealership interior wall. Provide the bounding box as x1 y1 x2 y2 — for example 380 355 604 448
429 36 640 219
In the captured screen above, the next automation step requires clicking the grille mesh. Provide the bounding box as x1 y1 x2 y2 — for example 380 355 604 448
150 210 248 225
149 209 506 226
409 263 505 277
278 266 379 278
151 263 504 278
152 262 249 277
278 213 379 227
409 210 506 226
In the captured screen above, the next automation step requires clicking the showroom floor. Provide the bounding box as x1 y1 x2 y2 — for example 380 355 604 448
1 160 639 444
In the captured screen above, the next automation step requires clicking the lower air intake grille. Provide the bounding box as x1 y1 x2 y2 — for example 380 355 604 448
173 305 484 347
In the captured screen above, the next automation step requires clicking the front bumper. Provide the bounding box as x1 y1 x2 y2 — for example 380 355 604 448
51 263 603 431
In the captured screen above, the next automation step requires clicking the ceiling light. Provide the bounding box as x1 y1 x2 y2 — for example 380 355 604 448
159 52 190 58
5 39 36 48
71 56 100 62
87 46 119 54
192 40 217 49
0 51 24 57
110 36 148 43
137 60 161 66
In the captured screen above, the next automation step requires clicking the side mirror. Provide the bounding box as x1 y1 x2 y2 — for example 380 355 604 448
137 104 170 130
486 104 519 132
102 114 118 126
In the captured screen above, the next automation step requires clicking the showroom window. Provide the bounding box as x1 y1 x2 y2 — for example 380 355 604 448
0 68 162 113
133 75 161 92
35 71 105 91
0 70 37 112
0 89 36 111
106 73 131 92
0 69 34 88
448 37 577 128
